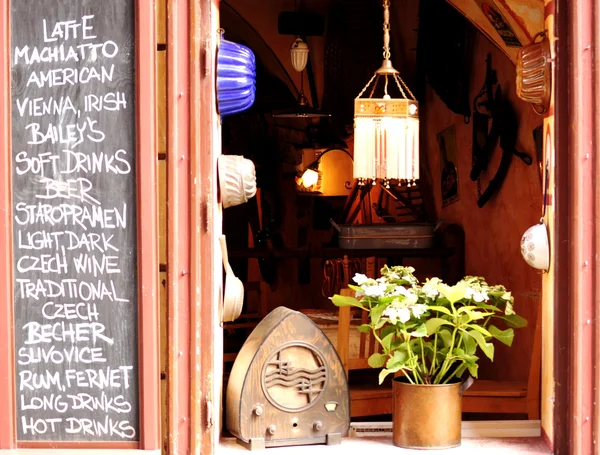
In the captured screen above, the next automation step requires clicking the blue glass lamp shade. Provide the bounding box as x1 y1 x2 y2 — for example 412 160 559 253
217 38 256 117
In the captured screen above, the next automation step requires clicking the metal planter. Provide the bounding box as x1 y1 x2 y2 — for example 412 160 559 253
392 378 462 449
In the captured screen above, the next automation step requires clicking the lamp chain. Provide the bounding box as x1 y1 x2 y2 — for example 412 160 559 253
382 0 391 60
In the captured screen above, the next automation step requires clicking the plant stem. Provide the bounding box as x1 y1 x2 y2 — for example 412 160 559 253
434 327 458 384
419 337 429 384
430 331 438 377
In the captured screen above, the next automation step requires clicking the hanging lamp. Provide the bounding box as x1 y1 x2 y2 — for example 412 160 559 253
353 0 419 188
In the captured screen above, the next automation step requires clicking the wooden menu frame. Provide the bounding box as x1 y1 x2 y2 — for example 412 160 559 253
0 0 159 451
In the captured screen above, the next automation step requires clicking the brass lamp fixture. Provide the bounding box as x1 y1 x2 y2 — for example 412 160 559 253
296 147 353 191
354 0 419 188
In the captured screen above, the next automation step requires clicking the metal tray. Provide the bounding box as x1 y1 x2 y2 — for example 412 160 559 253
331 221 437 250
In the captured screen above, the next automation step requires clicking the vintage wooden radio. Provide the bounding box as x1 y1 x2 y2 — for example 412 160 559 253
226 307 350 450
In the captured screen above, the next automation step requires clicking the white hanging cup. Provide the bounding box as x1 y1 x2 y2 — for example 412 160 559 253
520 153 550 271
520 220 550 271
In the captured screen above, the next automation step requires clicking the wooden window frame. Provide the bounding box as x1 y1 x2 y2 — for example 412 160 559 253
0 0 160 451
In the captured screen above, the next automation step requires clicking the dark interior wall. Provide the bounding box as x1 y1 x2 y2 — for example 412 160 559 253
421 28 542 383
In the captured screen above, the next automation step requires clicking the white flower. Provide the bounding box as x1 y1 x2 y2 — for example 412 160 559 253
353 273 369 285
387 272 400 280
464 287 474 299
397 307 411 323
505 300 515 315
471 290 489 302
403 274 418 284
383 307 399 324
392 286 410 297
403 290 418 306
363 282 387 297
422 280 439 298
501 292 512 301
412 304 428 318
383 304 413 324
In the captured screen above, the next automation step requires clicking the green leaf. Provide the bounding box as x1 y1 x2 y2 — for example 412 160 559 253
473 302 502 312
462 332 477 355
426 318 453 335
462 309 487 322
357 323 371 333
500 314 528 328
410 323 428 338
381 332 394 351
489 325 515 347
379 368 392 384
438 329 453 349
465 324 492 337
428 305 452 316
370 303 387 326
453 363 468 379
387 349 408 369
331 294 364 309
368 352 388 369
381 324 396 339
467 362 479 378
468 329 495 360
457 305 480 313
348 284 364 292
445 282 468 304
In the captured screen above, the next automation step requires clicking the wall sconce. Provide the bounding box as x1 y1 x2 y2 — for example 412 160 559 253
296 147 353 194
354 0 419 188
516 31 552 115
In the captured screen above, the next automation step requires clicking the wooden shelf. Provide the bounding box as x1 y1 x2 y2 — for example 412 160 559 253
228 246 454 259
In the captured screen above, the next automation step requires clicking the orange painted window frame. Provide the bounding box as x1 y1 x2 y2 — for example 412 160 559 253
0 0 159 450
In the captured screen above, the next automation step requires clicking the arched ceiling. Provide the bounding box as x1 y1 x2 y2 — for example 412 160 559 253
446 0 544 62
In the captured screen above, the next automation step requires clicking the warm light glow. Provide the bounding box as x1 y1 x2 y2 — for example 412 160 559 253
300 168 319 188
354 111 420 184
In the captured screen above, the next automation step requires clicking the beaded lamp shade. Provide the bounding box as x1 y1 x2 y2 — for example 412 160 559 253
353 0 419 188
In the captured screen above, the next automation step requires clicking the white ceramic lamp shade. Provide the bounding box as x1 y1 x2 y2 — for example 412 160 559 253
290 37 309 72
218 155 257 208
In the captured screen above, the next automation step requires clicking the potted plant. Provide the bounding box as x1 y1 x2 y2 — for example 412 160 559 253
331 265 527 449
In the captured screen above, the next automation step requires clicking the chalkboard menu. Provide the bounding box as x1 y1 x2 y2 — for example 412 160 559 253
10 0 139 442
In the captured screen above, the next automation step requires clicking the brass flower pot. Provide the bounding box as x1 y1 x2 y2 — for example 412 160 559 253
392 378 462 449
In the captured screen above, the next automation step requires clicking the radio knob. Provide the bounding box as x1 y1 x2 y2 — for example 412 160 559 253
253 405 264 416
267 424 277 435
313 421 323 431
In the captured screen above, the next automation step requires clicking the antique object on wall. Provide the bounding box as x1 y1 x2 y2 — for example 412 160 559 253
218 155 257 209
220 235 245 322
226 307 350 450
516 32 552 115
437 125 460 207
520 150 550 272
354 0 420 187
471 54 532 208
216 32 257 117
296 147 353 196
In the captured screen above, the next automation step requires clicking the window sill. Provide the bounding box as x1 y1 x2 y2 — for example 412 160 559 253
218 436 550 455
